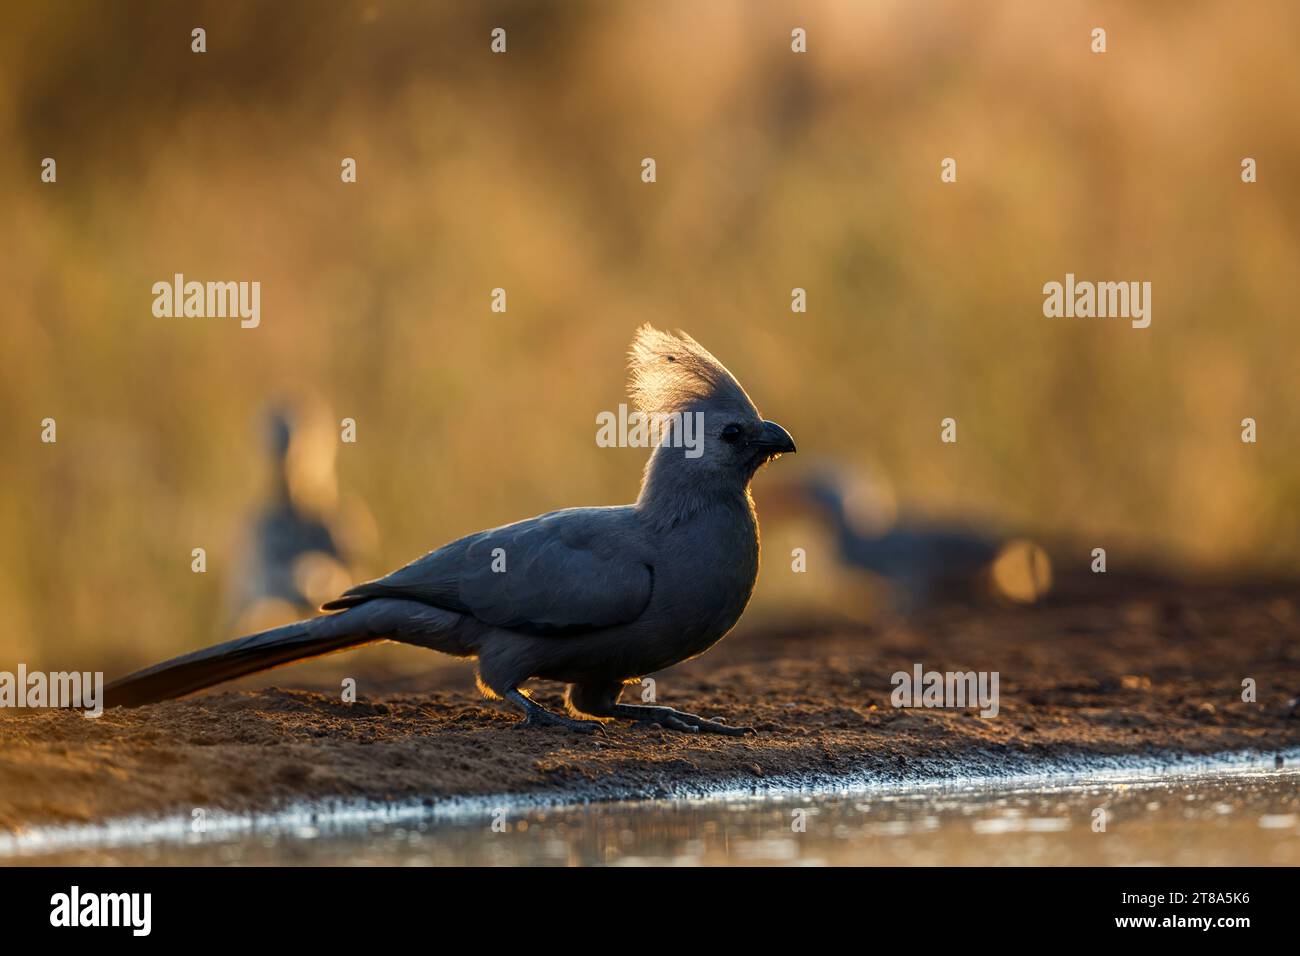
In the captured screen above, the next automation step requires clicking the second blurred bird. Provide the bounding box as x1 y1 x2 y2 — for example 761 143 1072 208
227 397 376 634
770 464 1051 613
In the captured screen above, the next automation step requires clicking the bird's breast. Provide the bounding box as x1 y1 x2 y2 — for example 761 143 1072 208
642 504 761 663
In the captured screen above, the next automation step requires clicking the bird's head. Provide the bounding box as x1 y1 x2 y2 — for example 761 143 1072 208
628 325 796 491
265 407 295 460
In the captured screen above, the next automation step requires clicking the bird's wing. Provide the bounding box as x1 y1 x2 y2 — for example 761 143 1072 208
321 506 653 636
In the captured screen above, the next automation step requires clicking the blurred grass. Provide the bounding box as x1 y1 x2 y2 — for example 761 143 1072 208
1 0 1298 670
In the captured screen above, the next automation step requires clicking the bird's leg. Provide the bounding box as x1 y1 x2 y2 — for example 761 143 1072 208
610 703 755 736
504 689 604 735
566 682 754 737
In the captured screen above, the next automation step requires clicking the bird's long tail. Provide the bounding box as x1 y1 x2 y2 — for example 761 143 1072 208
104 612 372 708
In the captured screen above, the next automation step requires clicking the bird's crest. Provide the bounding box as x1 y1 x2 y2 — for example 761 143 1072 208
627 325 756 416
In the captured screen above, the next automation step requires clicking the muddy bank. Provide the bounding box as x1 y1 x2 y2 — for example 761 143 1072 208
2 583 1298 831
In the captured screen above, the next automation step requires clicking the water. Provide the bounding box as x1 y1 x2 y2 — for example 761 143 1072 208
5 757 1297 866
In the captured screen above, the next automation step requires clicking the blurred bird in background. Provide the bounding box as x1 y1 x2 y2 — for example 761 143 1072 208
227 398 373 634
770 464 1052 613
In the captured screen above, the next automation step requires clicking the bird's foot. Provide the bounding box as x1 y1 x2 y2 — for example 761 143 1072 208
521 710 605 735
507 689 605 735
613 704 754 737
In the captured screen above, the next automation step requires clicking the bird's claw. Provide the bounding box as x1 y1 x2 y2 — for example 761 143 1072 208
626 707 755 737
698 719 756 737
521 711 605 735
509 688 605 734
635 715 698 734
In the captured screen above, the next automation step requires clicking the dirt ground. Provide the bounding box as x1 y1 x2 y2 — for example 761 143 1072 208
2 577 1298 832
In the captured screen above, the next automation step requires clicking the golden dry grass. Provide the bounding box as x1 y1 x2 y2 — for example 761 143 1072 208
1 1 1297 669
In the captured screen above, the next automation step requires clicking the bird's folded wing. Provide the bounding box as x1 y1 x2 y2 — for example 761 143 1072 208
322 507 653 636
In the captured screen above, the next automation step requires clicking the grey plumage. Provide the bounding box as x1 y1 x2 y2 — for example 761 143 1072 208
106 326 796 735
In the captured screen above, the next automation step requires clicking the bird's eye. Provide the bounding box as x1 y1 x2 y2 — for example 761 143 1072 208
720 423 744 444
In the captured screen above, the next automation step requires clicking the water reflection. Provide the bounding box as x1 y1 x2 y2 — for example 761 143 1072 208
7 762 1298 866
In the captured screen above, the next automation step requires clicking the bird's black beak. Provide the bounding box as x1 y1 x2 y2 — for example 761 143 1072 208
753 420 797 457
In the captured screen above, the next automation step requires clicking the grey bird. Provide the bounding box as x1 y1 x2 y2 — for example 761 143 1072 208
793 468 1002 609
232 407 345 621
105 326 796 735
